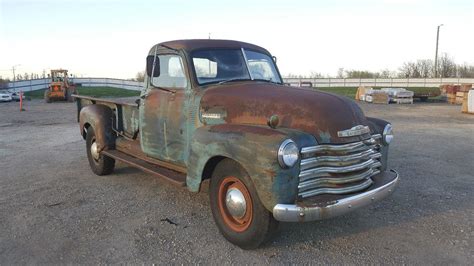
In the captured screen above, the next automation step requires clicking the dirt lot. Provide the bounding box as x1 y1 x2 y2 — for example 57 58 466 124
0 99 473 264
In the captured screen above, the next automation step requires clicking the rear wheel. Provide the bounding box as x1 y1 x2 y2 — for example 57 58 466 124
65 89 73 102
86 127 115 175
209 159 278 249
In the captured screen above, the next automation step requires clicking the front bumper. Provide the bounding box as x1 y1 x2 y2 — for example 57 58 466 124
273 169 399 222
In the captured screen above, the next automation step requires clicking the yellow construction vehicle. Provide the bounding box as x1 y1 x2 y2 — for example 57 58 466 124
44 69 77 103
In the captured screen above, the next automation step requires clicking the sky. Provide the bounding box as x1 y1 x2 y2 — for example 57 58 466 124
0 0 473 79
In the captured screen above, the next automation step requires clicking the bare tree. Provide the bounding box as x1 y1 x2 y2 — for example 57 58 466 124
285 73 305 78
378 69 396 78
135 71 145 82
457 63 474 78
415 59 432 78
337 68 345 78
309 71 324 78
399 62 421 78
345 70 379 78
0 77 10 89
438 53 457 78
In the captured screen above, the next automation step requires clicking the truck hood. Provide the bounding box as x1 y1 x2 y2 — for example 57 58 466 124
200 82 371 144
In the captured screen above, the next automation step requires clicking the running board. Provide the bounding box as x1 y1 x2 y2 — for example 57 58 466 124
102 149 186 187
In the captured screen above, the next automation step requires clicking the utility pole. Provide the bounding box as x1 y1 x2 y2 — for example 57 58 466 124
11 64 21 90
434 24 443 78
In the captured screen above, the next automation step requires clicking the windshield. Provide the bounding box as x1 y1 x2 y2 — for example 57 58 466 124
192 48 282 85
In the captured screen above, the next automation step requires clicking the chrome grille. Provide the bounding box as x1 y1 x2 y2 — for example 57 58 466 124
298 134 382 198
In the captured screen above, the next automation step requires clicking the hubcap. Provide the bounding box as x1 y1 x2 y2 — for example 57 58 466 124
217 176 253 232
90 141 100 160
225 188 247 219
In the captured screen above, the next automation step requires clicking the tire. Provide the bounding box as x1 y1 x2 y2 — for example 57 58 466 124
66 89 74 103
86 127 115 175
72 88 78 102
44 90 51 103
209 159 278 249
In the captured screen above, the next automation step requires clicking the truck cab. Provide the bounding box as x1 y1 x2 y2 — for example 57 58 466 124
74 39 399 249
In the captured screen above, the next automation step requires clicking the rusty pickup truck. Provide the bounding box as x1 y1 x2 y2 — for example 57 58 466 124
74 39 399 249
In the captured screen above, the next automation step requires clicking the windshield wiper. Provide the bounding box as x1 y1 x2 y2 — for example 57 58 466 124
253 78 280 84
217 78 249 85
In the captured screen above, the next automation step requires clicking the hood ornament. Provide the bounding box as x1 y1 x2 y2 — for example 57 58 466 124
337 125 370 137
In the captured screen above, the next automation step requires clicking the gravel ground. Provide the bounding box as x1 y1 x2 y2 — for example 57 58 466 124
0 99 473 264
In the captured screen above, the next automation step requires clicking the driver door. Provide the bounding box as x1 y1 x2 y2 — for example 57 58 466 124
139 53 189 167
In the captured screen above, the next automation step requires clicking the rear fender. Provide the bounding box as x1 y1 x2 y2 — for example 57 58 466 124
79 104 116 151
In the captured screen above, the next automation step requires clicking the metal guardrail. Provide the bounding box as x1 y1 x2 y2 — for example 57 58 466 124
284 77 474 88
3 77 474 92
4 78 144 92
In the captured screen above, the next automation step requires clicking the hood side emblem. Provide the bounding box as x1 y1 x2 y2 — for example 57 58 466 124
337 125 370 138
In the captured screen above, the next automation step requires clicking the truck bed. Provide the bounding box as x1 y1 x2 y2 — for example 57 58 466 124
73 94 139 107
73 94 140 139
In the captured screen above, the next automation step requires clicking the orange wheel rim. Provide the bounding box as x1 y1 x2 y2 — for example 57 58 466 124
217 176 253 232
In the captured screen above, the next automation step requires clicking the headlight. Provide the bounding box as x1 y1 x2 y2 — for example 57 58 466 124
278 139 299 168
383 124 394 145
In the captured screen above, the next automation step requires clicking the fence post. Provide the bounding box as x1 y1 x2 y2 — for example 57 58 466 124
343 78 346 87
390 78 393 87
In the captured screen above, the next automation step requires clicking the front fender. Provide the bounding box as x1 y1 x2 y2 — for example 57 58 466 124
366 116 390 134
187 124 316 211
366 117 391 170
79 104 116 151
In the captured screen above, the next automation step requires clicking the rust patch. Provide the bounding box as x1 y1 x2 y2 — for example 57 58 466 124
200 82 370 144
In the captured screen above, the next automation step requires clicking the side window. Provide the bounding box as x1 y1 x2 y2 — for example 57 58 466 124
247 60 273 80
244 50 281 83
193 58 217 78
151 55 187 88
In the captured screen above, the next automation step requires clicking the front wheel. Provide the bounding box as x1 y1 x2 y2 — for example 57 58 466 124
44 90 51 103
209 159 278 249
86 127 115 175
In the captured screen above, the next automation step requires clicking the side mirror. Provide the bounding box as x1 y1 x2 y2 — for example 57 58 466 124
272 56 277 63
146 55 160 77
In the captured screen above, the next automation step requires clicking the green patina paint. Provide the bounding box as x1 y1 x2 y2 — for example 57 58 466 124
186 125 318 210
319 131 332 143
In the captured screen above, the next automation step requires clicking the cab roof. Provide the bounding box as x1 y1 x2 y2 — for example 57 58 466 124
148 39 270 55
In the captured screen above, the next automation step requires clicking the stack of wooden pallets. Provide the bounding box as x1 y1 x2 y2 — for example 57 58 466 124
364 89 389 104
457 84 472 105
460 84 473 114
442 85 462 104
